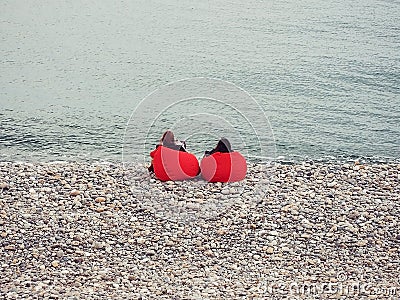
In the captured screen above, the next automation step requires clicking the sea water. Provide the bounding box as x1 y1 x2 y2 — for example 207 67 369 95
1 0 399 163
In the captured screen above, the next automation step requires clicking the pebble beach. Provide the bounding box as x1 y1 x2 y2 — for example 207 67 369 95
1 161 399 299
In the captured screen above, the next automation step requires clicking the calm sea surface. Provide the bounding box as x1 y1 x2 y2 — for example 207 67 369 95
1 0 399 163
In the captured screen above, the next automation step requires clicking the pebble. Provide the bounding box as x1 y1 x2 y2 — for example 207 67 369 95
217 229 227 235
51 260 60 268
194 192 204 199
221 189 230 195
0 182 9 189
92 242 105 249
266 247 274 254
137 238 146 244
327 181 337 188
357 240 368 247
70 189 80 196
165 240 174 246
146 249 156 256
95 197 106 203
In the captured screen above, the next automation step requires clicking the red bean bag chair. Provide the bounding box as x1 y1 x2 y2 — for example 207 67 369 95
200 152 247 182
150 146 200 181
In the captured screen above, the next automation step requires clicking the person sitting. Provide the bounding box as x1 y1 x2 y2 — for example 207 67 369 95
148 130 186 172
148 130 199 181
201 137 247 182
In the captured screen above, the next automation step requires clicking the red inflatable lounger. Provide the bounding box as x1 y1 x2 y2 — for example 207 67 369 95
200 152 247 182
150 146 200 181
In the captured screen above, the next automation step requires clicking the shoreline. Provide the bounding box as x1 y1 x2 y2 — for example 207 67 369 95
1 161 399 299
1 154 399 165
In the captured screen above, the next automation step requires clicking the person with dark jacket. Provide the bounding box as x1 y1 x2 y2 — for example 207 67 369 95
201 137 246 182
204 137 232 156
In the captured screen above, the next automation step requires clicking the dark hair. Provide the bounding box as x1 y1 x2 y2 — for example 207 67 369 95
160 130 175 145
215 137 232 153
158 130 186 152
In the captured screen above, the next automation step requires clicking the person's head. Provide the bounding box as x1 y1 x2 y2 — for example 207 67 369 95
160 130 175 145
216 137 232 153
